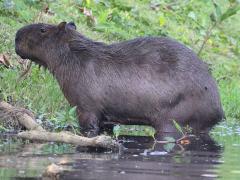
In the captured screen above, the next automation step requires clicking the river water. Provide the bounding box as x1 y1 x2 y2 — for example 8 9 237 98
0 122 240 180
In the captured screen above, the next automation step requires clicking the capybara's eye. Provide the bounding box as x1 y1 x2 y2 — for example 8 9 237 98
40 27 46 33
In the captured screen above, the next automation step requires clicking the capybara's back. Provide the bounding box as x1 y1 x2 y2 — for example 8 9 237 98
15 22 224 137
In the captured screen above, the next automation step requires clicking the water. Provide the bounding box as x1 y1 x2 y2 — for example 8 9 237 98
0 123 240 180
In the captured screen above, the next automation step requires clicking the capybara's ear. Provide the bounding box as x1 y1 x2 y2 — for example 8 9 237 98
66 22 76 30
58 22 67 31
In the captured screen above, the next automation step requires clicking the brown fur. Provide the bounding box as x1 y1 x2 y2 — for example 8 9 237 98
15 22 224 137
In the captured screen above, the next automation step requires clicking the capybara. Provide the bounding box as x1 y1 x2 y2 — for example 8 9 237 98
15 22 224 137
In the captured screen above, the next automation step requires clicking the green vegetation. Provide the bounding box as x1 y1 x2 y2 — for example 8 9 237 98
211 121 240 179
113 125 156 138
0 0 239 132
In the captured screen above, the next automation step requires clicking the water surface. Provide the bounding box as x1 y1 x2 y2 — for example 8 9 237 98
0 123 240 180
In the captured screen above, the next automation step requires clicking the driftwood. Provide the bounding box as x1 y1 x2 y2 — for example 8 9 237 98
0 101 118 149
18 130 117 148
0 101 44 131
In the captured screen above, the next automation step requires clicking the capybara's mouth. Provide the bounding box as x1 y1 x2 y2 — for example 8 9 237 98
15 44 30 60
32 58 47 68
17 53 47 68
17 54 28 60
15 48 28 60
15 47 47 68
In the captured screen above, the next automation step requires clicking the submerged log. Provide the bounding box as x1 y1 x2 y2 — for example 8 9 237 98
0 101 118 149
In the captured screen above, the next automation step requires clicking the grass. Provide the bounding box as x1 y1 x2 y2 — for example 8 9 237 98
0 0 239 131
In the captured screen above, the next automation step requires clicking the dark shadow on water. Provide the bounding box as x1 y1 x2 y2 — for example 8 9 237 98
0 133 223 180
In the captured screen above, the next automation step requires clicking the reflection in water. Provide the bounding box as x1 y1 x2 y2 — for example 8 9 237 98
64 135 222 180
0 133 225 180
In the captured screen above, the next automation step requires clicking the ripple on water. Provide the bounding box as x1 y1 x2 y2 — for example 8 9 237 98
0 133 239 180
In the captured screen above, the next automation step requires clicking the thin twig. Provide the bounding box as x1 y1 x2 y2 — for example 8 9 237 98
17 61 32 81
198 22 217 56
176 134 188 144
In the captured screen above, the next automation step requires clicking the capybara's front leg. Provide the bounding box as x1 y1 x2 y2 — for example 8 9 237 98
77 111 100 137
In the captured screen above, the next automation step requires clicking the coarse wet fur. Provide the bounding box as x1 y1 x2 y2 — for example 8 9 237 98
15 22 224 137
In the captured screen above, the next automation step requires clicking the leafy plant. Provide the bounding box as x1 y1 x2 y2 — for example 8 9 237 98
113 125 155 138
172 120 184 136
158 120 192 145
52 106 79 133
163 142 175 152
198 0 240 55
0 125 8 132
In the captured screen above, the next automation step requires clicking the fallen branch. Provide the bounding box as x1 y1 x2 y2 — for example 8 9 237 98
0 101 44 131
18 130 118 149
0 101 118 149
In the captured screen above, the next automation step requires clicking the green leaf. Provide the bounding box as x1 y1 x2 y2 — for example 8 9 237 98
228 0 237 3
212 1 222 20
163 143 175 152
144 128 156 138
69 106 77 117
0 125 8 132
159 16 166 26
172 120 184 135
220 5 240 22
188 11 196 21
113 125 121 138
86 0 92 7
112 125 155 137
210 13 217 22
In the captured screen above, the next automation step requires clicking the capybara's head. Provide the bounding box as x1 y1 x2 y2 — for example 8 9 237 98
15 22 77 68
